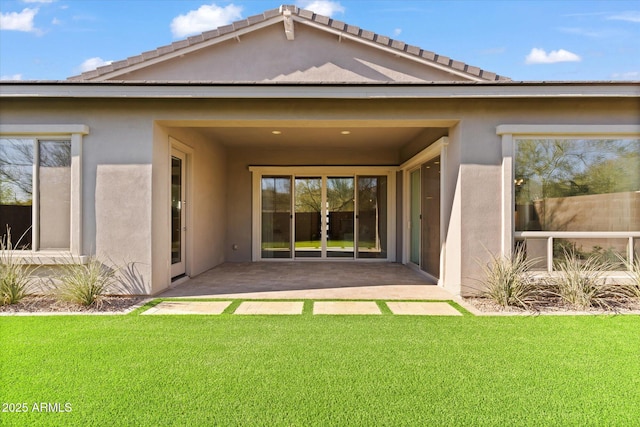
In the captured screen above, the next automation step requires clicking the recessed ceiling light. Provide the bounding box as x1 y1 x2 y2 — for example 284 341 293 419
271 130 282 135
340 130 351 135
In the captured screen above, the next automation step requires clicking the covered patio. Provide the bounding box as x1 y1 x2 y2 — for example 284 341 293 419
159 262 455 300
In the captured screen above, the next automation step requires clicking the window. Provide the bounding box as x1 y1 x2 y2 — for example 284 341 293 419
515 138 639 233
498 125 640 272
0 138 71 250
0 124 87 257
515 138 639 269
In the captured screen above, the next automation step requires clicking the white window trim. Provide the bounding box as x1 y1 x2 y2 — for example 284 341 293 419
498 124 640 271
399 137 448 283
249 166 397 262
0 124 89 263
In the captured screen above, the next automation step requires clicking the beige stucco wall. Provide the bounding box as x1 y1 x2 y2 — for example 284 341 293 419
225 146 400 262
151 124 228 294
1 96 638 296
118 23 470 83
0 99 156 292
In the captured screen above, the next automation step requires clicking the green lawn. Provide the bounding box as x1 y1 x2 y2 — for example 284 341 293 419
1 307 639 426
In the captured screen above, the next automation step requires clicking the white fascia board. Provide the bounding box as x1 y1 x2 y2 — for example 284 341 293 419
89 17 285 81
1 83 639 99
0 124 89 135
292 18 485 83
497 124 640 136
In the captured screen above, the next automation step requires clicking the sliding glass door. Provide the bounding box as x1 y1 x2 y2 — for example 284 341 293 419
261 176 292 258
357 176 387 259
408 157 441 278
295 177 322 258
259 173 389 260
327 177 355 258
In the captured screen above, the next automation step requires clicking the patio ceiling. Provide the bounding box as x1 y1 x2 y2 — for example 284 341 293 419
197 126 431 149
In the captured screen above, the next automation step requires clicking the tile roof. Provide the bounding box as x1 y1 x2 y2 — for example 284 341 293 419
68 5 510 82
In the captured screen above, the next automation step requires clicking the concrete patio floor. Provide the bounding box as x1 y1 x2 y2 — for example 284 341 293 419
159 262 455 300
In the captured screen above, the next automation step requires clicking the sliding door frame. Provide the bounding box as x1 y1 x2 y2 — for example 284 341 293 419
400 137 448 284
250 166 397 262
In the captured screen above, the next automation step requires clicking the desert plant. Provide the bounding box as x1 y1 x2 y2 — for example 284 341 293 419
480 248 542 309
617 255 640 300
0 227 37 305
55 256 116 307
549 250 634 310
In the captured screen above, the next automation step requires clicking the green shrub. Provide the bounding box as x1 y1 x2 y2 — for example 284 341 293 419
55 256 115 307
0 228 36 305
549 251 633 310
480 248 542 309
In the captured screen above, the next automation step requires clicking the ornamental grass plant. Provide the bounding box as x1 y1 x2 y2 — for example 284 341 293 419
480 248 542 309
619 255 640 300
548 250 635 311
0 227 37 305
54 256 116 307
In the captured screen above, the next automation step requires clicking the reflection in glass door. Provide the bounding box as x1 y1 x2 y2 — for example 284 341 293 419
327 177 354 258
171 150 186 278
409 169 421 265
421 157 441 277
261 176 292 258
294 177 322 258
408 158 441 278
357 176 387 258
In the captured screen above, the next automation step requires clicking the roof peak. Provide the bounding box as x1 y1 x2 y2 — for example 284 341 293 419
69 5 509 82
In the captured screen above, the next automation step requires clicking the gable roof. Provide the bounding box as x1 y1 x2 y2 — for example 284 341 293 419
68 5 510 83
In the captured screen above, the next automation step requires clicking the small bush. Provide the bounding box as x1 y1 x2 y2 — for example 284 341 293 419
480 249 542 309
0 228 37 305
549 251 634 310
55 257 115 307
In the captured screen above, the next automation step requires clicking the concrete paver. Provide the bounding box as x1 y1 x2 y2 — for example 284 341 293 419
234 301 304 315
313 301 381 315
386 302 462 316
140 299 463 316
142 301 232 315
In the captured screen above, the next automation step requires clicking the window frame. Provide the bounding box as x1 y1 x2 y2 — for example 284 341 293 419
498 124 640 272
0 125 88 263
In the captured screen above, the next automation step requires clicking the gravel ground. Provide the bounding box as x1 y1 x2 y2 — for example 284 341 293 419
0 295 146 313
464 297 640 314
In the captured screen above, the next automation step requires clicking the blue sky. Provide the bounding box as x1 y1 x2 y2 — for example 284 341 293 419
1 0 639 81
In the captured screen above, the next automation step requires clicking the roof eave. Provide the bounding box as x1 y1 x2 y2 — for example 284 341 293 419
1 81 638 99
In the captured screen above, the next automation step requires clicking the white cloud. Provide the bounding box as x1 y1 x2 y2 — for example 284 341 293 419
79 57 113 72
393 28 402 37
51 17 61 25
611 71 640 80
0 7 38 32
296 1 345 17
170 3 243 38
525 48 581 64
23 0 55 3
0 74 23 80
607 11 640 23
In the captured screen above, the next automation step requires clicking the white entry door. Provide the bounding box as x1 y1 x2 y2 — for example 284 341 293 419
171 149 186 278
